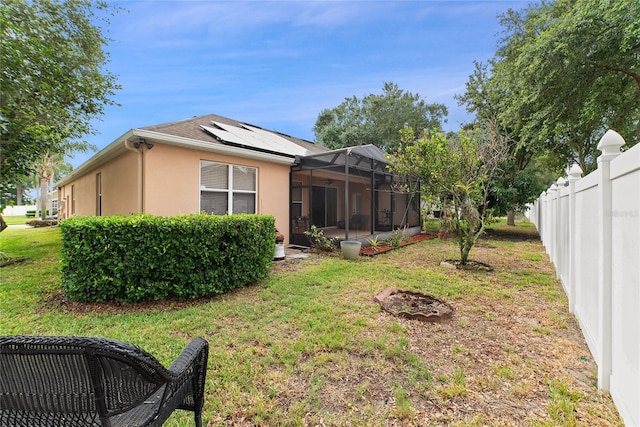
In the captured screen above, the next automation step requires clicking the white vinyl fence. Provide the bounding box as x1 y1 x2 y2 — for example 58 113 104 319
1 205 36 216
528 130 640 426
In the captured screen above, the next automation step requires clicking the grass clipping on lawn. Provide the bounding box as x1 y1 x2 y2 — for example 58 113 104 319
1 222 623 426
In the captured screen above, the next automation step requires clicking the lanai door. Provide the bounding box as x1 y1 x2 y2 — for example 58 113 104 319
312 186 338 228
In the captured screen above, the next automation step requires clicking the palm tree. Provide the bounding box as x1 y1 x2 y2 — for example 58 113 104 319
34 152 71 219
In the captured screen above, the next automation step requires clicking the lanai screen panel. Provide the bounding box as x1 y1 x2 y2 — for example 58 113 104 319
291 144 421 243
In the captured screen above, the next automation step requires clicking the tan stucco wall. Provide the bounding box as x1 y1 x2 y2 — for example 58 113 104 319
59 151 139 217
142 144 198 216
141 144 290 238
102 151 141 215
61 143 290 242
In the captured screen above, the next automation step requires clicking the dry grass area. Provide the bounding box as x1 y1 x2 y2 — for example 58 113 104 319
1 222 624 426
256 223 623 427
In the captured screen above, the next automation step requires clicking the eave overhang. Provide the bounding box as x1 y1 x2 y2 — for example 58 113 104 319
57 128 297 187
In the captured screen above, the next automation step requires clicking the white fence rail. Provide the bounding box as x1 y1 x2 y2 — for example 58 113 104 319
528 130 640 426
1 205 37 216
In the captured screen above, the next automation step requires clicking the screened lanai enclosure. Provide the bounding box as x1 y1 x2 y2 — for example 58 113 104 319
289 145 421 246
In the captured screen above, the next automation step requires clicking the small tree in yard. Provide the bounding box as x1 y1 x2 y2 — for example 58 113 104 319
387 125 508 265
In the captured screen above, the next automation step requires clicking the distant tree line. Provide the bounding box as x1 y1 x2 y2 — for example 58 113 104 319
314 0 638 261
314 0 639 228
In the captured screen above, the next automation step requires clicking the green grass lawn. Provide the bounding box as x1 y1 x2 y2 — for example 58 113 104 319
0 221 623 426
2 215 33 226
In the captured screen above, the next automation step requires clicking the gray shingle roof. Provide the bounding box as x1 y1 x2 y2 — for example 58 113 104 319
141 113 328 157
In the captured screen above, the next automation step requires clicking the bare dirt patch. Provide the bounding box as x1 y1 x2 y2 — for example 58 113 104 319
442 259 494 271
43 288 219 316
274 226 622 426
379 290 454 322
360 230 621 426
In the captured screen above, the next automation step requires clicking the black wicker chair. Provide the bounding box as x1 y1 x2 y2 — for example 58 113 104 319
0 335 208 427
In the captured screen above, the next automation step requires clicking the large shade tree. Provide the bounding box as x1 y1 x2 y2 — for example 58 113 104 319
313 82 448 152
457 62 548 225
0 0 120 227
493 0 640 174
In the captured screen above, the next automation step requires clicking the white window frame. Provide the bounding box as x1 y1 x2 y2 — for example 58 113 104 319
200 160 258 214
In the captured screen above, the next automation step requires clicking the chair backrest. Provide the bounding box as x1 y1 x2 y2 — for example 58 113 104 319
0 336 168 425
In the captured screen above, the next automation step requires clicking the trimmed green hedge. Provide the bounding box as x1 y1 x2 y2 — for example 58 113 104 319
60 214 275 303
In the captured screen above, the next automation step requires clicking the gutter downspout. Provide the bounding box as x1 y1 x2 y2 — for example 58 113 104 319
124 140 143 213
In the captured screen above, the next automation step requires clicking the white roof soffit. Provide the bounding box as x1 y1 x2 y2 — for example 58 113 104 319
57 127 296 187
56 129 136 187
203 121 310 157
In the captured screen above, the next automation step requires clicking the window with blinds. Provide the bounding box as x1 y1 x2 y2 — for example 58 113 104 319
200 160 257 214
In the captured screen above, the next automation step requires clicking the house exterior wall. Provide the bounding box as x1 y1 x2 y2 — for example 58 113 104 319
59 151 139 218
102 151 141 215
60 142 291 243
141 144 291 236
142 144 197 215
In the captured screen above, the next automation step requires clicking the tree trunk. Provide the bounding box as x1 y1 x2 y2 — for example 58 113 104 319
459 234 475 265
0 215 7 233
506 210 516 226
39 176 48 219
16 185 23 205
460 244 471 265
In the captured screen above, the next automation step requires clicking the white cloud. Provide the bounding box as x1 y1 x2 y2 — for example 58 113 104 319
76 0 525 168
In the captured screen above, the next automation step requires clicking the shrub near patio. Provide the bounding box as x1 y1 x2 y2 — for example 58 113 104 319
60 214 275 303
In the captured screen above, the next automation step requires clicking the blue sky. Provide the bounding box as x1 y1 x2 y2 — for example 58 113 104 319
74 0 527 168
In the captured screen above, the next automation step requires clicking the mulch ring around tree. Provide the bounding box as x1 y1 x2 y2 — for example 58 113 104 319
375 289 454 322
359 233 436 256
